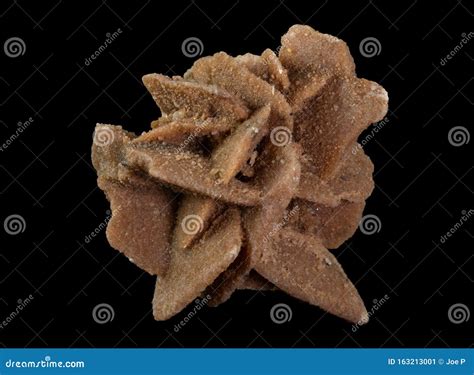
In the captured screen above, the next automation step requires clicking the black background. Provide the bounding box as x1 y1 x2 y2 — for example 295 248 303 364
0 0 472 348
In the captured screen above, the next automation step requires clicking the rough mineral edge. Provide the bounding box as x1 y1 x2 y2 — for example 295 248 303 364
296 144 374 207
279 25 388 180
287 199 366 249
172 194 223 250
256 228 368 324
153 208 242 320
142 73 250 121
124 143 263 206
210 104 271 184
92 124 177 276
184 52 293 131
206 143 301 306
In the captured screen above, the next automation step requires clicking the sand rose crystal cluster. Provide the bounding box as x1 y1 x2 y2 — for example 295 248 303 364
92 25 388 324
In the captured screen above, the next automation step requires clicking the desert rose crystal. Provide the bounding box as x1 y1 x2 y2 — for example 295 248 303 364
92 25 388 324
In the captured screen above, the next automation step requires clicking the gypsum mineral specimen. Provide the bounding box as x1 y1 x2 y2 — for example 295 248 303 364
91 25 388 324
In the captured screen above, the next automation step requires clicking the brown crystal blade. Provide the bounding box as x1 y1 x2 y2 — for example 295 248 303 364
98 177 176 277
206 143 302 304
279 25 355 111
152 208 242 320
205 246 252 307
245 142 302 264
279 25 388 180
142 73 249 121
294 77 388 180
236 50 290 93
125 143 263 206
256 228 368 324
237 271 276 291
135 117 237 145
211 105 271 184
247 142 302 257
287 199 366 249
297 144 374 207
206 268 276 308
184 52 293 130
91 124 135 180
261 48 290 92
235 53 268 78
